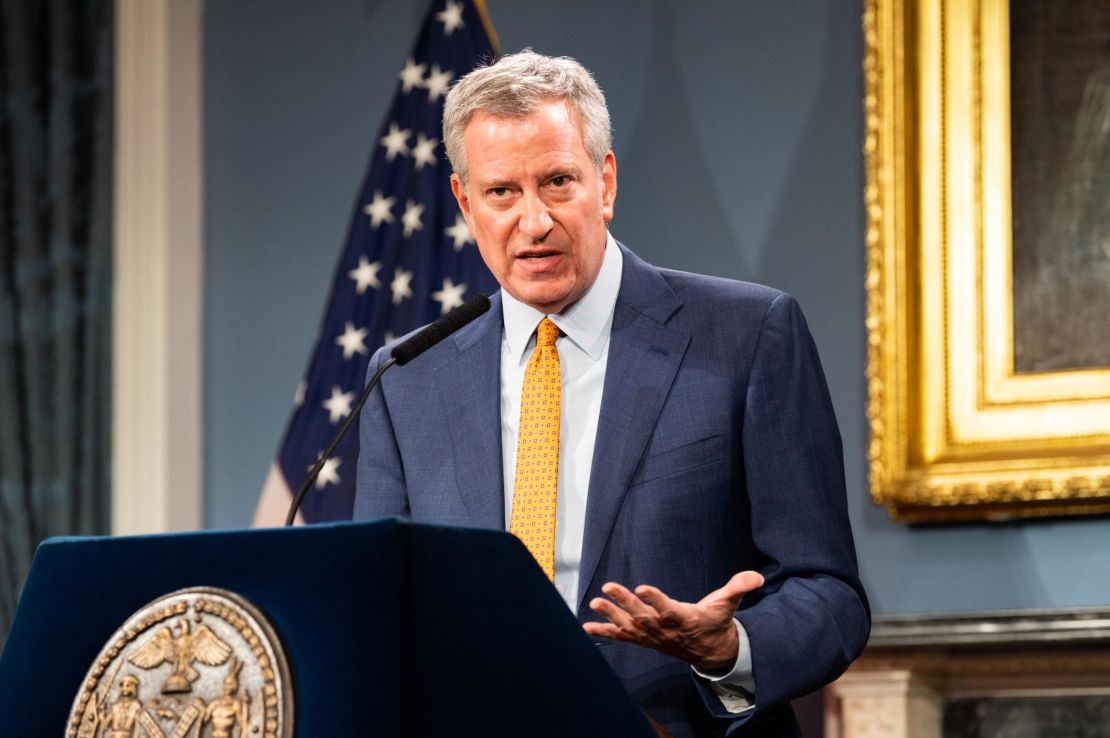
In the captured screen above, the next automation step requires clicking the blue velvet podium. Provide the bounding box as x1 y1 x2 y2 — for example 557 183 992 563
0 519 657 737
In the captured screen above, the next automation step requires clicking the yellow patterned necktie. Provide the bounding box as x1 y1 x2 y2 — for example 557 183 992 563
509 317 561 581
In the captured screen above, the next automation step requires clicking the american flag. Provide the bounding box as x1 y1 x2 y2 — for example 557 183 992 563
255 0 499 525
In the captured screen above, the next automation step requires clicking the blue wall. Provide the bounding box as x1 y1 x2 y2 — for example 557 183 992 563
203 0 1110 615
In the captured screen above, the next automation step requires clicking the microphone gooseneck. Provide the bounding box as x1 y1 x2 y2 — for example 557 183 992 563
284 294 491 526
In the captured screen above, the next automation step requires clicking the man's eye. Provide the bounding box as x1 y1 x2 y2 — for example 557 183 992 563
550 176 568 187
488 187 508 198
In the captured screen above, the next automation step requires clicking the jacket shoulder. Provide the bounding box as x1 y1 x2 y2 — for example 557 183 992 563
654 267 801 334
658 266 785 307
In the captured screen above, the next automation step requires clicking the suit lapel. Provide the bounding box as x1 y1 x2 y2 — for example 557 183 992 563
435 294 505 530
577 246 689 613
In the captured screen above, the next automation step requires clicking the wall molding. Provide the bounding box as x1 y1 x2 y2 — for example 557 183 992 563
112 0 204 534
868 608 1110 647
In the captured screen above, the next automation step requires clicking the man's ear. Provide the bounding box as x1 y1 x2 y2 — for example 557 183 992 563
601 151 617 222
450 173 473 227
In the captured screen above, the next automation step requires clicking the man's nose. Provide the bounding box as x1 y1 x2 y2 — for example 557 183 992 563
518 193 553 241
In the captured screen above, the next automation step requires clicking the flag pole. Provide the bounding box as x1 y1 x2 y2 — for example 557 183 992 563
473 0 501 55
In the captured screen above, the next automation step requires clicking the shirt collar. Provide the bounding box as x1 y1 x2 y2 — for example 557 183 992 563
502 231 623 364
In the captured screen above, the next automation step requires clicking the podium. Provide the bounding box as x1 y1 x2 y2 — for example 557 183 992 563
0 519 657 737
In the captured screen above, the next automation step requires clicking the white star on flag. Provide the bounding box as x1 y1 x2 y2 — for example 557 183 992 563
444 214 474 251
363 191 396 228
402 199 425 237
411 133 439 171
436 1 465 35
348 256 382 294
322 385 356 424
391 268 414 304
314 455 342 489
398 57 426 93
424 65 454 101
379 123 411 161
293 380 306 407
431 277 467 315
335 321 370 359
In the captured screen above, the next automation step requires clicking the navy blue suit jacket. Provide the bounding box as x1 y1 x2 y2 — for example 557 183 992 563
354 243 869 737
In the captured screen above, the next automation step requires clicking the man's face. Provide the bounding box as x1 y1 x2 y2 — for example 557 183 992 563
451 100 616 314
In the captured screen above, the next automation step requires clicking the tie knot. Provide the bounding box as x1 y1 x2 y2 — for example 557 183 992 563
536 318 559 348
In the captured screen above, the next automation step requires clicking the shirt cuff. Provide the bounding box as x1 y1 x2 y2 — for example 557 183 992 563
691 618 756 713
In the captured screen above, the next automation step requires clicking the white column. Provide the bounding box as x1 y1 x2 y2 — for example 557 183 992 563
826 670 942 738
112 0 204 534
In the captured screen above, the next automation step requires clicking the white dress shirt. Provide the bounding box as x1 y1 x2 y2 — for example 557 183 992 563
498 233 755 704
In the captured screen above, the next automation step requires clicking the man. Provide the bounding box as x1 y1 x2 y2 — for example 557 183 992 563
202 659 250 738
99 674 142 738
355 51 868 737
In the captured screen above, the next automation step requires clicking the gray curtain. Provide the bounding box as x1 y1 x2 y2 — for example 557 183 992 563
0 0 113 649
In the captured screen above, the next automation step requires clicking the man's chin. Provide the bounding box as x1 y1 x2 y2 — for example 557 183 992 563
501 278 568 312
513 289 575 315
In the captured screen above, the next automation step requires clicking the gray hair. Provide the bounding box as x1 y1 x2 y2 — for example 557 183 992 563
443 50 612 185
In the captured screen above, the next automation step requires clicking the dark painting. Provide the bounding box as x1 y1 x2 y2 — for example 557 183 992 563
1010 0 1110 373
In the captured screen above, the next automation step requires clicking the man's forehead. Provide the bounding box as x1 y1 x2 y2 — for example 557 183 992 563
465 107 589 177
469 149 584 183
464 99 583 136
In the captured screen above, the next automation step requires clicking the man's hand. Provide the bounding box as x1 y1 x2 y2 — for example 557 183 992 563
583 571 765 674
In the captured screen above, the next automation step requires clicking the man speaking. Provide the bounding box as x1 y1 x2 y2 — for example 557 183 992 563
355 50 869 737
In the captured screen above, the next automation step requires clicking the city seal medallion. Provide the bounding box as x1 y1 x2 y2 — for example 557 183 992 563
65 587 293 738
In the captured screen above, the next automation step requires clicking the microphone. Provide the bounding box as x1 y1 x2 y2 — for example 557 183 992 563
390 293 492 365
284 294 491 526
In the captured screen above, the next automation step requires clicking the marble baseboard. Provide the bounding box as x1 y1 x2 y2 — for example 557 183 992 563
826 608 1110 738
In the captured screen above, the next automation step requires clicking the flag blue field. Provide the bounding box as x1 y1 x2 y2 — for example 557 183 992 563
256 0 499 525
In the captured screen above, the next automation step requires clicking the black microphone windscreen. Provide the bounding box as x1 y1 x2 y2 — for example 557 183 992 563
390 294 491 365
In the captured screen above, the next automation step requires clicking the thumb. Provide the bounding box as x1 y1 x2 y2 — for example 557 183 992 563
704 570 765 611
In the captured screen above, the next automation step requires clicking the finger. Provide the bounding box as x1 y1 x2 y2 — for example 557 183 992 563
602 583 670 636
583 622 642 644
634 585 687 626
582 620 607 635
588 596 640 632
601 583 666 631
601 582 659 619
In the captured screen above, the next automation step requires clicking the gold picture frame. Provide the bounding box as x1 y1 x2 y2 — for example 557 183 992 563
864 0 1110 521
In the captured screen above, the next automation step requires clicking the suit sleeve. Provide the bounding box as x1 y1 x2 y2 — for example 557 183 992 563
353 346 411 520
698 292 870 726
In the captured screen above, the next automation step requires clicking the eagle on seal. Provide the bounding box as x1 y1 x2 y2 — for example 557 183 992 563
128 617 232 693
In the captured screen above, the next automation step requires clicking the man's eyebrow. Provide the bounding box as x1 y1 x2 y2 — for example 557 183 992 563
475 175 516 189
540 164 581 179
474 163 582 189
